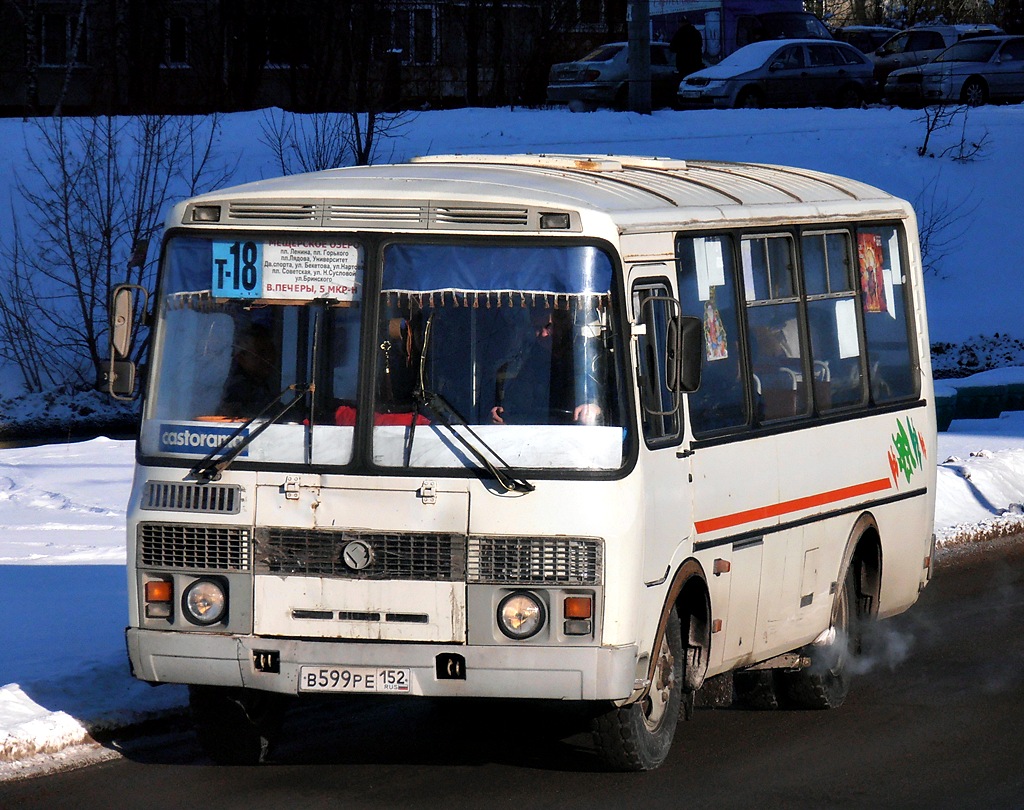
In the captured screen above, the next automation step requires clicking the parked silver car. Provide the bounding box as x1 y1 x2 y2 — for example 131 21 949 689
677 39 875 109
871 24 1003 84
547 42 679 111
885 35 1024 106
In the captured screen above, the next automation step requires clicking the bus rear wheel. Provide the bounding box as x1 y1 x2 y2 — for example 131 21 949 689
189 685 286 765
777 568 857 709
591 609 682 771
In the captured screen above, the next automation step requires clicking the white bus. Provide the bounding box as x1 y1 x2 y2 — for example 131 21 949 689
109 154 936 771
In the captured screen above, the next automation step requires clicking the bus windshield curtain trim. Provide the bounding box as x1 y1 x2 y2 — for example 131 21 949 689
380 289 610 311
381 243 613 296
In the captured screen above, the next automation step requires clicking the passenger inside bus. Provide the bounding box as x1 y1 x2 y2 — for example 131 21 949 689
489 307 603 425
749 308 808 421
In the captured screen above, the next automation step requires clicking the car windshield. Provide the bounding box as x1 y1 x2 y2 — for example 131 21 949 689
580 45 623 62
934 41 1000 63
877 33 908 56
713 41 788 71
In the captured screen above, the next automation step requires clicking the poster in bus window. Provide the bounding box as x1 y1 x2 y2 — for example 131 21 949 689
858 232 888 314
704 287 728 361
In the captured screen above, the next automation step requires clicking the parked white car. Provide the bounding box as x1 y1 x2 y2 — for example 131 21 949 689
885 35 1024 106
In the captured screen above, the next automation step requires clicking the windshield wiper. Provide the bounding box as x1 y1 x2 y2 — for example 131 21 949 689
189 382 312 482
414 387 535 494
409 314 533 493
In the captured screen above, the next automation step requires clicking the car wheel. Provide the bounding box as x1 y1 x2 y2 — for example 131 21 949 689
960 77 988 107
835 84 863 109
614 84 630 110
567 99 596 113
735 88 762 109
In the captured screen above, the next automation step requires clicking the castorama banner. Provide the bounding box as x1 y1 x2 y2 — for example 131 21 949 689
159 423 249 456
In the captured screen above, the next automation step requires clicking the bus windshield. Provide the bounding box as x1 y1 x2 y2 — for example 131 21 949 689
141 236 628 474
371 242 627 472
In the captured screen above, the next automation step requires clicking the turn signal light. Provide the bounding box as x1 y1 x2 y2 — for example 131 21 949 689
145 579 173 620
145 580 173 602
563 595 593 636
563 596 592 619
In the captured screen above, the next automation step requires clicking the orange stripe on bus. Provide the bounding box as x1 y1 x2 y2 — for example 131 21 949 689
694 477 893 535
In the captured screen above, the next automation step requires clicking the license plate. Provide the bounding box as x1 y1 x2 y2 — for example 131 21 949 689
679 90 701 99
299 666 411 693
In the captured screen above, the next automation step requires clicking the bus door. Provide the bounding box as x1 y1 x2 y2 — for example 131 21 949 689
630 271 693 587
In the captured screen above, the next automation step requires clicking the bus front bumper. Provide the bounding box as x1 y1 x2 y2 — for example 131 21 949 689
126 628 640 702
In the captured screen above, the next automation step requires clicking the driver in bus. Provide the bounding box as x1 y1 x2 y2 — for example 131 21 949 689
490 307 602 426
219 323 280 417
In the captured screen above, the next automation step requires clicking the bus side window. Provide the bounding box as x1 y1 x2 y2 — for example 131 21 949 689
742 234 809 422
856 226 918 403
675 235 748 435
802 230 866 412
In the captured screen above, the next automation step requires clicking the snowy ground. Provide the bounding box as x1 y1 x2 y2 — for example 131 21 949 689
1 101 1023 779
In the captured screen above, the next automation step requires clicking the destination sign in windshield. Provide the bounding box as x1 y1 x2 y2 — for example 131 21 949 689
212 239 363 301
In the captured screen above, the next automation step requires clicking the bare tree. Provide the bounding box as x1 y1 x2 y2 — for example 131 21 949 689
914 177 978 277
260 109 414 175
916 103 988 161
0 115 235 393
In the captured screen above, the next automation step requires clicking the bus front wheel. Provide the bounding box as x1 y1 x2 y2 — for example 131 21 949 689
189 685 286 765
591 609 683 771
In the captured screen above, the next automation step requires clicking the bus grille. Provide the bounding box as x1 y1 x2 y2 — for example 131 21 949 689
255 529 465 581
142 481 241 514
138 523 251 571
467 536 603 585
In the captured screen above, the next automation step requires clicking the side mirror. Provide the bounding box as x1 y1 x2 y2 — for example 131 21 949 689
677 316 703 393
103 361 137 398
111 285 136 359
665 314 703 395
105 283 148 400
769 60 785 72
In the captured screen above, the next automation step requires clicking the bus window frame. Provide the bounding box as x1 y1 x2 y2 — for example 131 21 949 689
138 228 642 483
675 220 924 445
631 276 684 449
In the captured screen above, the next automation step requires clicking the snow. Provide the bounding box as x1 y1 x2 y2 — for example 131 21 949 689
3 102 1024 779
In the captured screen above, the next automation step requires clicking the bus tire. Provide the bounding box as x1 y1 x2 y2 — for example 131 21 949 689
591 609 682 771
777 568 856 710
189 685 285 765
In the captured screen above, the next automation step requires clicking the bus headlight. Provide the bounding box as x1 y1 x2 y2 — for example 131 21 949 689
497 591 546 640
182 578 227 625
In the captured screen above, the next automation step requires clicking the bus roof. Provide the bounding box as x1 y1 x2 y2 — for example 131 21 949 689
175 154 911 234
